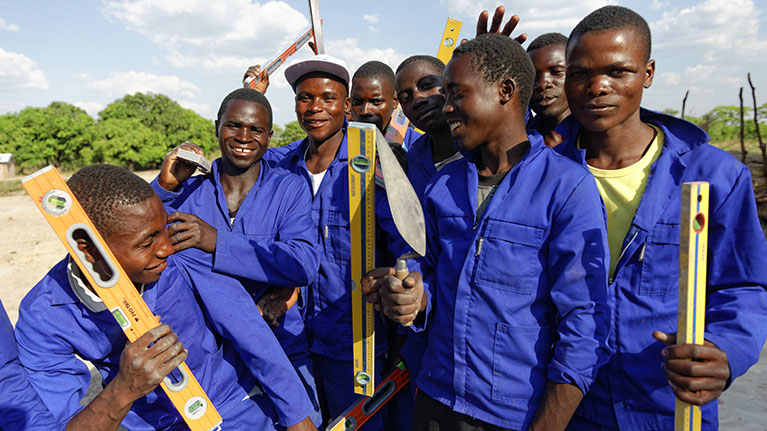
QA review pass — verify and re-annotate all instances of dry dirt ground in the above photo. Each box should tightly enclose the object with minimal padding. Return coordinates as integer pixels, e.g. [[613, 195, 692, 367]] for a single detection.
[[1, 170, 766, 428]]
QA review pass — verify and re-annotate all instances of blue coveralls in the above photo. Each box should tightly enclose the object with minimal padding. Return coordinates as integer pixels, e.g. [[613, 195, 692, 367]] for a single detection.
[[266, 129, 393, 430], [0, 299, 58, 431], [15, 256, 313, 429], [412, 135, 612, 430], [555, 109, 767, 431], [151, 158, 322, 426]]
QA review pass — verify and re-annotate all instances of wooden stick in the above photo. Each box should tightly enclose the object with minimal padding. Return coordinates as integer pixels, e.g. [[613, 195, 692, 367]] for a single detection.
[[681, 90, 689, 120], [747, 73, 767, 179]]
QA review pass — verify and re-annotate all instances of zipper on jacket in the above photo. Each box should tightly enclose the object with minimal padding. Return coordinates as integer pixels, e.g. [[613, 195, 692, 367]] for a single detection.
[[323, 225, 329, 239], [610, 230, 639, 284], [638, 242, 647, 262], [475, 237, 484, 257]]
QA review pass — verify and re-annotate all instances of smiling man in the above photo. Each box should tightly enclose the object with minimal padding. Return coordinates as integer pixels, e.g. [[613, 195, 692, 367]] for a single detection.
[[553, 6, 767, 430], [367, 33, 611, 431], [526, 32, 569, 148], [15, 164, 315, 430], [151, 88, 322, 428]]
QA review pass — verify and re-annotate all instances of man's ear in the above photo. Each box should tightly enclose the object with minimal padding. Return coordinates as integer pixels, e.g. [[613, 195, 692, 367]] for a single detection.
[[75, 237, 99, 265], [499, 77, 517, 105], [643, 59, 655, 89]]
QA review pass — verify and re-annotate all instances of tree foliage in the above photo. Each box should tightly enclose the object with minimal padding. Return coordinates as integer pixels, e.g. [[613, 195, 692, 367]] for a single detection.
[[271, 121, 306, 147]]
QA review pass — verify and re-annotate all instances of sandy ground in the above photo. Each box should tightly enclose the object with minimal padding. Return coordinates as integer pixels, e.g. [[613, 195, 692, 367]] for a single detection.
[[1, 170, 766, 428]]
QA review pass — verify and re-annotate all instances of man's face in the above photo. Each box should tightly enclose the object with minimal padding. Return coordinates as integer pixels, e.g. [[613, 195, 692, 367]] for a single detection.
[[105, 196, 174, 285], [351, 77, 396, 132], [216, 99, 272, 170], [565, 27, 654, 133], [529, 44, 569, 119], [442, 54, 501, 152], [395, 61, 446, 132], [294, 75, 350, 142]]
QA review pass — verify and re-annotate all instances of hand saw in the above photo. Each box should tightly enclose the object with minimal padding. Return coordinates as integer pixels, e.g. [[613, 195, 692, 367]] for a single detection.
[[22, 166, 223, 431], [675, 182, 709, 431], [348, 122, 377, 396], [246, 26, 314, 89]]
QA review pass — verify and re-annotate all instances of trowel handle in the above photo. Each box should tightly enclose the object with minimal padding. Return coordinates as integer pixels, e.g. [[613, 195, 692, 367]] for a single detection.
[[395, 258, 409, 282]]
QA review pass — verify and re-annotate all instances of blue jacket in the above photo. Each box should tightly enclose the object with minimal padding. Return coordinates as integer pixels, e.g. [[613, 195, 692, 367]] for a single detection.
[[151, 158, 319, 360], [0, 300, 59, 431], [267, 130, 390, 360], [556, 109, 767, 430], [15, 256, 313, 429], [414, 135, 612, 429], [401, 127, 422, 151]]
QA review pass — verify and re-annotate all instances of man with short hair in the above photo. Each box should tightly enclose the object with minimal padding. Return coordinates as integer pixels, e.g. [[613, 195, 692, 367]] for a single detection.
[[526, 32, 569, 147], [555, 6, 767, 430]]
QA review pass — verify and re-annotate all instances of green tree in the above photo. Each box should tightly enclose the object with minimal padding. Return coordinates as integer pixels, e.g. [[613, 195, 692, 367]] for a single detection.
[[272, 121, 306, 147]]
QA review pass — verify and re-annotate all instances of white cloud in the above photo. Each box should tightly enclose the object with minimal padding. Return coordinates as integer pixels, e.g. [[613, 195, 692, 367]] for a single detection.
[[661, 72, 682, 85], [87, 70, 200, 99], [327, 38, 407, 76], [649, 0, 668, 10], [74, 101, 105, 118], [0, 48, 48, 90], [177, 99, 211, 116], [438, 0, 615, 34], [101, 0, 309, 72], [0, 17, 19, 32], [363, 14, 379, 24], [651, 0, 767, 63]]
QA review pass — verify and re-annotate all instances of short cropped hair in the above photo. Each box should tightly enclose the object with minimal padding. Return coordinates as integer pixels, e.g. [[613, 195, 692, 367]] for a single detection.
[[452, 33, 535, 110], [68, 164, 155, 236], [216, 88, 273, 129], [353, 61, 395, 86], [527, 32, 568, 52], [396, 55, 445, 75], [568, 5, 652, 62]]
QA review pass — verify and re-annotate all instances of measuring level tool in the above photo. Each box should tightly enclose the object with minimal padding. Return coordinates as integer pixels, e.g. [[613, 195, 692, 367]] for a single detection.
[[308, 0, 325, 54], [326, 361, 409, 431], [22, 166, 222, 431], [246, 26, 314, 89], [437, 18, 462, 64], [675, 181, 709, 431], [348, 122, 377, 396]]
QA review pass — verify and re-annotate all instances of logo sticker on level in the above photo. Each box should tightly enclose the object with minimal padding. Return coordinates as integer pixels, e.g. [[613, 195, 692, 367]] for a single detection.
[[110, 307, 131, 329], [42, 189, 73, 216], [184, 396, 207, 420]]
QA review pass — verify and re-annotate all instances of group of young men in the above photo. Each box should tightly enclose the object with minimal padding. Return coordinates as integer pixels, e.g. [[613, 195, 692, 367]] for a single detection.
[[2, 4, 766, 431]]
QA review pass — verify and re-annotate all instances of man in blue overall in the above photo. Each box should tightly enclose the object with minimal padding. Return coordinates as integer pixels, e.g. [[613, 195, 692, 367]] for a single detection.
[[555, 6, 767, 430], [15, 164, 315, 430], [368, 34, 612, 431], [151, 88, 322, 427], [525, 32, 570, 148]]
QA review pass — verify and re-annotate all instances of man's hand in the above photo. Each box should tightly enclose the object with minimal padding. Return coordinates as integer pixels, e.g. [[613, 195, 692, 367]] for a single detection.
[[167, 212, 217, 253], [472, 6, 527, 44], [362, 267, 425, 326], [653, 331, 731, 406], [158, 141, 205, 192], [112, 324, 187, 404], [257, 286, 300, 328], [243, 64, 270, 94], [286, 416, 317, 431]]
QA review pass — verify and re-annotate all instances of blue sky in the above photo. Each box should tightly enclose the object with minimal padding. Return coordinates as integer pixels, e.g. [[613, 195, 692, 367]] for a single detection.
[[1, 0, 766, 127]]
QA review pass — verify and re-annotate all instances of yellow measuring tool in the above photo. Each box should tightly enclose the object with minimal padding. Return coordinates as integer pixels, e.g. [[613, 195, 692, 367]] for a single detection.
[[675, 181, 709, 431], [348, 122, 377, 396], [22, 166, 223, 431], [437, 18, 462, 64]]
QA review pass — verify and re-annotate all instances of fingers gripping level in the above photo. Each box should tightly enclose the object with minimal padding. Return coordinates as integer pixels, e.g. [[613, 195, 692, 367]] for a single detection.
[[22, 166, 222, 431]]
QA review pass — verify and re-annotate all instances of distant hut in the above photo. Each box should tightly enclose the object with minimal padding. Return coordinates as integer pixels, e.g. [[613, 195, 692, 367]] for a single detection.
[[0, 154, 15, 179]]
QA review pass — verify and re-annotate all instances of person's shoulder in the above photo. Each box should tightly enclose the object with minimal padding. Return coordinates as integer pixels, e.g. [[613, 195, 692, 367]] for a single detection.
[[531, 139, 593, 184], [262, 163, 310, 196], [20, 258, 70, 315]]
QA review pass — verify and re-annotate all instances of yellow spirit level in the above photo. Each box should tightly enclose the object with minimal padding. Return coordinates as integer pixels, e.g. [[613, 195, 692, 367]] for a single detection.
[[22, 166, 222, 431], [675, 181, 709, 431], [437, 18, 462, 64]]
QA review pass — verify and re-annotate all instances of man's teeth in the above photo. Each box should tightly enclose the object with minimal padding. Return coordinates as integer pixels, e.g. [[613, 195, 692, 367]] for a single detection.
[[233, 147, 253, 154], [450, 121, 462, 133]]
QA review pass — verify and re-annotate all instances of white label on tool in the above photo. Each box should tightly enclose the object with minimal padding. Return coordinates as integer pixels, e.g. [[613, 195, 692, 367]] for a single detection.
[[184, 396, 207, 420], [42, 189, 73, 216]]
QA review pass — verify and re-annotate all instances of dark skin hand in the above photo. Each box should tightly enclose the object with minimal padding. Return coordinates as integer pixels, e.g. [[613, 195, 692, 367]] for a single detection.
[[529, 381, 583, 431], [157, 141, 205, 192], [463, 6, 527, 44], [257, 286, 300, 328], [362, 267, 426, 326], [242, 65, 270, 94], [653, 331, 730, 405], [166, 211, 217, 253], [66, 321, 187, 431], [287, 417, 318, 431]]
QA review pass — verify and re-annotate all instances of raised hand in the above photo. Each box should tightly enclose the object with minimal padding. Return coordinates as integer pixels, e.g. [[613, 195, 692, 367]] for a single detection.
[[167, 212, 218, 253], [158, 141, 205, 192]]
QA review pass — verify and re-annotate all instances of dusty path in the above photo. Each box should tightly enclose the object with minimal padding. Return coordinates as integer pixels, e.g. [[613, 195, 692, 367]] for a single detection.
[[0, 170, 765, 427]]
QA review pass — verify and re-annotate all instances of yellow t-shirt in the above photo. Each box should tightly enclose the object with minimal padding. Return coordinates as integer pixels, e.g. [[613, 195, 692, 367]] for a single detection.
[[582, 125, 664, 278]]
